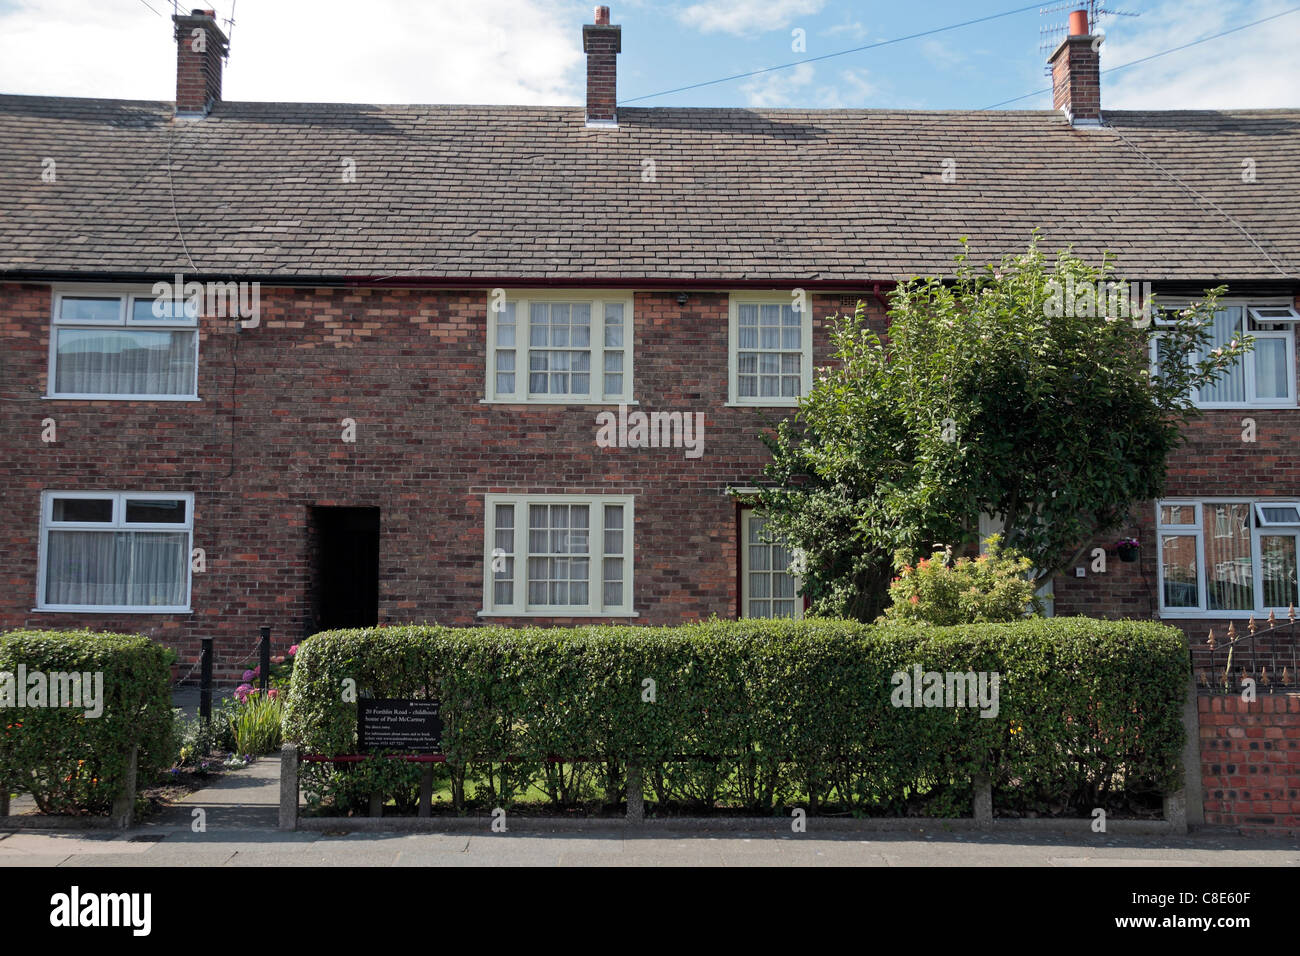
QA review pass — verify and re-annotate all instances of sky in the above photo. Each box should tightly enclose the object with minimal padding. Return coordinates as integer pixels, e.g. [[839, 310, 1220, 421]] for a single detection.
[[0, 0, 1296, 111]]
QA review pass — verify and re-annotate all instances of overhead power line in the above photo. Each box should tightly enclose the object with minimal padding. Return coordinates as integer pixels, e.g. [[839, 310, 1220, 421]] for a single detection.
[[981, 5, 1300, 109], [619, 2, 1046, 105]]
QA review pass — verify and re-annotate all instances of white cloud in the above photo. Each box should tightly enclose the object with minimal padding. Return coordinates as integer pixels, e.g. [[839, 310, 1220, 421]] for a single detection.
[[740, 62, 815, 106], [678, 0, 824, 37], [739, 63, 875, 108], [1100, 0, 1300, 109], [823, 19, 869, 42], [0, 0, 583, 105]]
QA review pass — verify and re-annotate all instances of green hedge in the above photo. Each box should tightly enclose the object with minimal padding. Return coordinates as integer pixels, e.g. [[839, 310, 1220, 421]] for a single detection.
[[0, 630, 175, 814], [283, 617, 1188, 817]]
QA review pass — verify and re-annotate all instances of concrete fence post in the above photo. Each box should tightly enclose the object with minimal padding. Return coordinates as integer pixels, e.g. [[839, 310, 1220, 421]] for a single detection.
[[110, 744, 139, 829], [973, 774, 993, 829], [279, 743, 300, 831], [626, 760, 644, 824], [0, 788, 9, 817], [1181, 674, 1204, 828]]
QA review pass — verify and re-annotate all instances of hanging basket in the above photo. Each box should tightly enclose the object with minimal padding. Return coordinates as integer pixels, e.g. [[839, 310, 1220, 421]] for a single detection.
[[1117, 544, 1139, 563]]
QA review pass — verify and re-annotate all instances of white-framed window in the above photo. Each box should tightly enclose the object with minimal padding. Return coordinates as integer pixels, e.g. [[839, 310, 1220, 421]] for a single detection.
[[741, 511, 802, 619], [484, 291, 634, 404], [1149, 299, 1296, 408], [728, 294, 813, 406], [37, 491, 194, 612], [47, 287, 200, 399], [482, 494, 635, 616], [1156, 498, 1300, 616]]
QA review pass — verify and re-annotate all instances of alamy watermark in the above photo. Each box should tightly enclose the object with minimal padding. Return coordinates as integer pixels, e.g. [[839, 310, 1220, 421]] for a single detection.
[[152, 273, 261, 328], [1043, 277, 1153, 325], [890, 665, 1000, 718], [1, 665, 103, 717], [595, 404, 704, 459]]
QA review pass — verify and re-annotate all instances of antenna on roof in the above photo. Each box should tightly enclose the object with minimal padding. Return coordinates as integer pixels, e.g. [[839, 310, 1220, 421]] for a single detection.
[[1038, 2, 1139, 76], [224, 0, 237, 48]]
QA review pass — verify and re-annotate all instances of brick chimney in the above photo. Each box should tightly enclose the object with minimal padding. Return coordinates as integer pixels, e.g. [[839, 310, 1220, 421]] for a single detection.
[[583, 6, 621, 128], [173, 8, 229, 117], [1048, 8, 1101, 126]]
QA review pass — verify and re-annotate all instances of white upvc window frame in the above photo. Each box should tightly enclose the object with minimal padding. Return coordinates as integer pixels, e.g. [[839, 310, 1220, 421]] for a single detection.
[[36, 490, 195, 613], [1148, 297, 1297, 409], [1156, 497, 1300, 618], [480, 493, 636, 617], [727, 292, 814, 407], [483, 290, 635, 405], [46, 285, 201, 401], [740, 509, 804, 620]]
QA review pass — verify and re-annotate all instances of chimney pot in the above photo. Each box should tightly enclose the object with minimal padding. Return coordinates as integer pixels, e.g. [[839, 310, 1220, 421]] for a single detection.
[[594, 6, 610, 26], [1068, 9, 1088, 36]]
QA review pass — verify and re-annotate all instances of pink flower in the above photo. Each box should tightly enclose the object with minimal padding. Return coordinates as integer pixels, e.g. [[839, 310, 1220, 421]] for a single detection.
[[234, 683, 253, 702], [268, 688, 280, 699], [288, 644, 299, 656]]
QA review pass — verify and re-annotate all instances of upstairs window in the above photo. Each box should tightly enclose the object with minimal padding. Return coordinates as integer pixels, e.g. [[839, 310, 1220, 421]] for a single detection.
[[728, 294, 813, 406], [1151, 301, 1296, 408], [48, 289, 199, 399], [485, 292, 633, 404]]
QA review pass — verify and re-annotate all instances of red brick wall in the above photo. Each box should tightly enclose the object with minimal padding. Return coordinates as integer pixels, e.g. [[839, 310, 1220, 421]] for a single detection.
[[0, 281, 869, 679], [1199, 694, 1300, 836]]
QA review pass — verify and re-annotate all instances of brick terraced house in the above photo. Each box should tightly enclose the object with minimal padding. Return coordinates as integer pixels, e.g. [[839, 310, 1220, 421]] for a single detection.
[[1, 8, 1299, 678]]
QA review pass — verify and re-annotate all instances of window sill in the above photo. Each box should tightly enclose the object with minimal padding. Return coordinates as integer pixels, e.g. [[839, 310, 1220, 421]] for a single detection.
[[480, 399, 639, 407], [1191, 403, 1295, 410], [1158, 609, 1289, 619], [33, 606, 193, 614], [43, 395, 202, 402], [726, 401, 800, 408], [477, 609, 639, 618]]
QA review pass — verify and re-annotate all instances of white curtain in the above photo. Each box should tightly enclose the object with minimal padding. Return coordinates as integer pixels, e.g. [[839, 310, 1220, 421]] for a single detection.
[[54, 329, 195, 395], [1198, 308, 1245, 403], [1254, 337, 1289, 400], [46, 530, 186, 606]]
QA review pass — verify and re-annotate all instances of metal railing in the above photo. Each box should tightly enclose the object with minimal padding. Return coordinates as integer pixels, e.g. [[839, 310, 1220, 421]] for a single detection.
[[1197, 608, 1300, 695]]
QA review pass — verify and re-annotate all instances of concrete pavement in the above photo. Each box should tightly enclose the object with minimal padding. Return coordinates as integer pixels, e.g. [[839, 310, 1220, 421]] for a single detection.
[[2, 756, 1297, 866]]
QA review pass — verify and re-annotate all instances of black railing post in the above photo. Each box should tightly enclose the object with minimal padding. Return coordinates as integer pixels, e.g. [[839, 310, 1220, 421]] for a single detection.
[[199, 636, 213, 726], [259, 626, 271, 692]]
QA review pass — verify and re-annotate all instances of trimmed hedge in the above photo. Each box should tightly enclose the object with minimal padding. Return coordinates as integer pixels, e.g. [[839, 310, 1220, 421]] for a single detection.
[[283, 617, 1189, 817], [0, 630, 175, 814]]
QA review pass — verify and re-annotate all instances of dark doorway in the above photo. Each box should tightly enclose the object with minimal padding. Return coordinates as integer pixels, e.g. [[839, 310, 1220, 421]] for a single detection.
[[311, 506, 380, 630]]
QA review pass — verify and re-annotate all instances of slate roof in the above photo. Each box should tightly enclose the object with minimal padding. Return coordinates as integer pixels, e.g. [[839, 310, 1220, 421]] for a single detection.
[[1, 95, 1298, 283]]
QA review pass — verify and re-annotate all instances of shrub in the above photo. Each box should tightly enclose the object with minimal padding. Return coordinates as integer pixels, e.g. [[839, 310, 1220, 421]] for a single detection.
[[283, 618, 1187, 817], [884, 535, 1044, 625], [227, 689, 284, 755], [174, 699, 239, 767], [0, 629, 175, 814]]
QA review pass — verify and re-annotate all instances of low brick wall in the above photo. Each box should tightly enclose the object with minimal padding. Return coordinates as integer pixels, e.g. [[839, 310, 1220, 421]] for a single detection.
[[1199, 694, 1300, 836]]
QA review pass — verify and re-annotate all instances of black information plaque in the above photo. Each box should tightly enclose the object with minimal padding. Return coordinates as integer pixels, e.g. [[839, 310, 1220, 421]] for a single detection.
[[356, 698, 443, 752]]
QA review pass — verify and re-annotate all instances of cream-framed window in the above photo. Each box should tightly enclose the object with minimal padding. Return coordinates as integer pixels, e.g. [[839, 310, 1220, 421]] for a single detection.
[[482, 494, 635, 617], [1149, 298, 1297, 409], [740, 510, 803, 619], [484, 291, 634, 404], [36, 491, 194, 613], [1157, 498, 1300, 617], [47, 286, 199, 400], [728, 293, 813, 406]]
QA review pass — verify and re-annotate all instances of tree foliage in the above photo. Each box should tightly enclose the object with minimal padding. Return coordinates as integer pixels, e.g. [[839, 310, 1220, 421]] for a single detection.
[[752, 236, 1249, 621]]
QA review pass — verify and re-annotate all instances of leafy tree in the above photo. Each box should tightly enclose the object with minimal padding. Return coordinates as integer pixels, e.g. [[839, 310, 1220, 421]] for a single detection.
[[751, 236, 1249, 621]]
